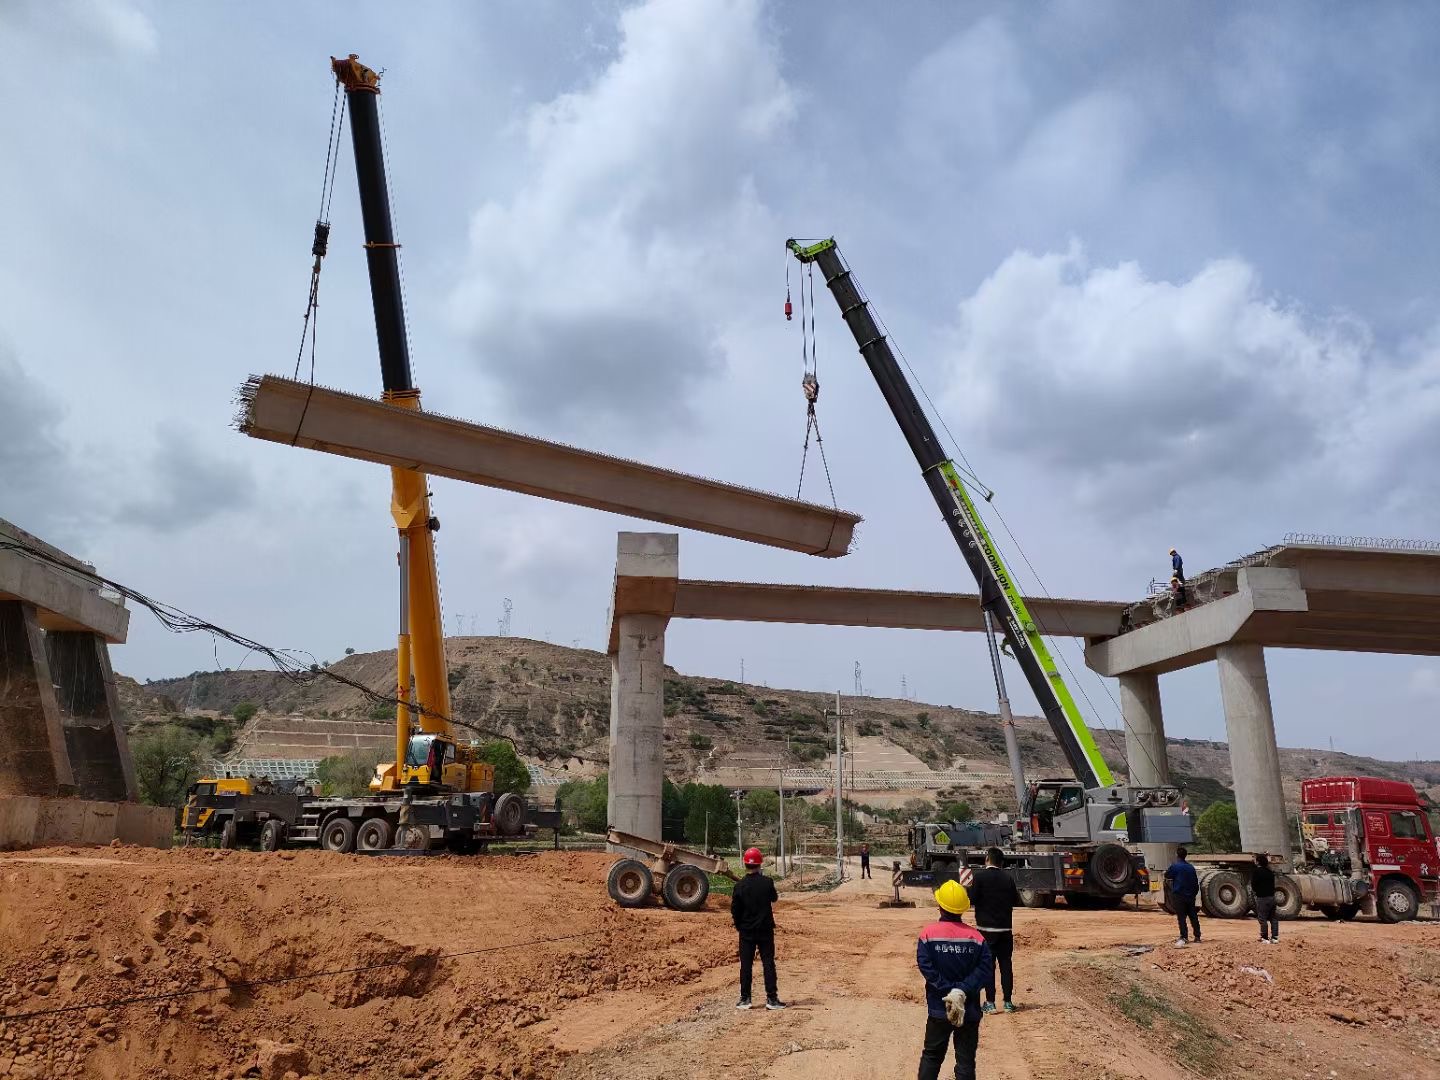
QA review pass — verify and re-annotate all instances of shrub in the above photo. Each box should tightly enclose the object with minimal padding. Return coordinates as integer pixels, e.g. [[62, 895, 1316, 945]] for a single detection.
[[231, 701, 258, 724]]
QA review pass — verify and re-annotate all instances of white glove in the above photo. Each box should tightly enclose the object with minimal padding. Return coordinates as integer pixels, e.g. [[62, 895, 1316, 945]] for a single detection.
[[943, 988, 967, 1026]]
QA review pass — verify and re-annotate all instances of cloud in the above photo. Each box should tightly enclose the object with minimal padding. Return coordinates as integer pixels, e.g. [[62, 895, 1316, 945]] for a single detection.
[[939, 244, 1440, 515], [113, 427, 257, 530], [0, 0, 159, 57], [447, 0, 794, 433], [0, 345, 86, 537]]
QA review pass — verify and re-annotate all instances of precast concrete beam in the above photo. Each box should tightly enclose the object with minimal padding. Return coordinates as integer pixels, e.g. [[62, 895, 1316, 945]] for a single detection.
[[238, 376, 859, 557], [0, 519, 129, 644], [1216, 644, 1291, 862]]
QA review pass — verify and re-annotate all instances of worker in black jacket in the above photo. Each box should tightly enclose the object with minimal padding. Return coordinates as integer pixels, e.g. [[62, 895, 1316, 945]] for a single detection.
[[968, 847, 1023, 1013], [1252, 852, 1279, 944], [731, 847, 786, 1011]]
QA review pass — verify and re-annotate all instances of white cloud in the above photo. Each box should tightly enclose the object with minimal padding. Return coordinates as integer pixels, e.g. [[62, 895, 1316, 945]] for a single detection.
[[0, 0, 159, 57], [85, 0, 158, 55], [447, 0, 794, 432]]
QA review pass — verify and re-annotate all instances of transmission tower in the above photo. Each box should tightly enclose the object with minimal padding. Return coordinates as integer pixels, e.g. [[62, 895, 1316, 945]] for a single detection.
[[498, 598, 513, 637], [853, 661, 863, 696], [901, 673, 909, 700]]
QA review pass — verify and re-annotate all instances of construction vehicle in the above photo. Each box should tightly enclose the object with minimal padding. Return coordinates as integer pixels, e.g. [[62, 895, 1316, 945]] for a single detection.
[[605, 828, 733, 911], [786, 238, 1192, 904], [1183, 776, 1439, 923], [185, 55, 531, 852]]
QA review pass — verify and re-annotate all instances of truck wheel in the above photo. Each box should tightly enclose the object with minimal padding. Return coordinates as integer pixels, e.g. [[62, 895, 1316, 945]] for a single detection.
[[321, 816, 357, 853], [219, 819, 238, 850], [661, 864, 710, 912], [396, 824, 433, 850], [356, 818, 394, 851], [607, 859, 653, 908], [1201, 871, 1249, 918], [1272, 874, 1302, 919], [492, 792, 524, 837], [1376, 878, 1419, 923], [258, 820, 286, 852], [1017, 889, 1054, 908], [1085, 842, 1135, 896]]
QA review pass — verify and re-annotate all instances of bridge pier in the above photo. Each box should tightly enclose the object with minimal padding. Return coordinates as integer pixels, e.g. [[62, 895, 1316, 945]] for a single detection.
[[1118, 672, 1177, 870], [1216, 643, 1291, 862]]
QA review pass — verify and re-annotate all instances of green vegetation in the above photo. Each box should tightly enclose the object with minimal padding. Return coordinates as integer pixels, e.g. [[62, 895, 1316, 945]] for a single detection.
[[1173, 773, 1232, 819], [689, 732, 713, 752], [478, 740, 531, 796], [856, 719, 881, 737], [1194, 801, 1241, 853], [939, 800, 973, 822], [556, 774, 609, 833], [1108, 981, 1227, 1075], [683, 782, 738, 849], [368, 701, 394, 721], [316, 748, 387, 797], [132, 725, 207, 806], [230, 701, 258, 725]]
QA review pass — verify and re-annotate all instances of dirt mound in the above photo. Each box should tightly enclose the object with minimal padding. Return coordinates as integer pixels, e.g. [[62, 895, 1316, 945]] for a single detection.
[[0, 847, 736, 1080]]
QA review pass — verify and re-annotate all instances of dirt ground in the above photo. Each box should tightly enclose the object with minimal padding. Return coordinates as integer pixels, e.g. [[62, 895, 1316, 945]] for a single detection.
[[1, 848, 1437, 1080]]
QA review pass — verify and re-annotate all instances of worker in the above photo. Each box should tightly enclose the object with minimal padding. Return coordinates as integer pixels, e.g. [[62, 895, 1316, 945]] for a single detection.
[[1252, 852, 1279, 944], [969, 847, 1022, 1014], [1170, 576, 1188, 612], [860, 842, 872, 879], [916, 880, 992, 1080], [1170, 547, 1185, 582], [1164, 846, 1202, 946], [732, 847, 786, 1011]]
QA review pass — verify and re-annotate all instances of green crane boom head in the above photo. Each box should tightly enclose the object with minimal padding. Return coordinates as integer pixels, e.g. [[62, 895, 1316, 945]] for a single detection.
[[786, 237, 837, 263]]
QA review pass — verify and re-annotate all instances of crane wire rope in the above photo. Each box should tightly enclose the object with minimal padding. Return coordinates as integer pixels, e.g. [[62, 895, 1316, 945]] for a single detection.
[[793, 257, 838, 506], [835, 252, 1160, 783]]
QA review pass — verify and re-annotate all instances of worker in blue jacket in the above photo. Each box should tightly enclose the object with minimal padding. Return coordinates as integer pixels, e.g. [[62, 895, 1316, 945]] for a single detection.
[[1164, 846, 1202, 946], [916, 880, 992, 1080]]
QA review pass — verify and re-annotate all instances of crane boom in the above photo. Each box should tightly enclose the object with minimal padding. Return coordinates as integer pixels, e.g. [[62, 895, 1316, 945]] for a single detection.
[[787, 238, 1111, 789]]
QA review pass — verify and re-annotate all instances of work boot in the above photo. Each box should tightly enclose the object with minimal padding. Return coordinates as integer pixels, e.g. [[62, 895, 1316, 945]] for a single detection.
[[765, 997, 787, 1011], [1003, 1001, 1018, 1013], [735, 997, 752, 1010], [981, 1002, 996, 1015]]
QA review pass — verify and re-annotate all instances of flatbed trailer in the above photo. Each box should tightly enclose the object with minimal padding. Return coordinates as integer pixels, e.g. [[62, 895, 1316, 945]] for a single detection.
[[604, 828, 735, 911]]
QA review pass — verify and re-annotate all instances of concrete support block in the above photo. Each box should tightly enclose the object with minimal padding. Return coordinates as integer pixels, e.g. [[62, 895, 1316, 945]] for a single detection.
[[1118, 672, 1176, 874], [1215, 644, 1291, 862], [0, 599, 75, 796], [46, 631, 137, 802], [0, 796, 173, 849], [607, 613, 668, 847]]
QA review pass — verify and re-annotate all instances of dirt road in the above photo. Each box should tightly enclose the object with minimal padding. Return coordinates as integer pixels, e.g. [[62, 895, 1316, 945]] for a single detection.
[[1, 848, 1436, 1080]]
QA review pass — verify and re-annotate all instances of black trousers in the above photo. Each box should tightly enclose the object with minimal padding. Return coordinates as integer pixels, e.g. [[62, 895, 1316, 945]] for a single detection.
[[861, 857, 871, 878], [980, 930, 1013, 1003], [1254, 896, 1278, 940], [918, 1014, 980, 1080], [738, 931, 777, 1000], [1174, 897, 1201, 941]]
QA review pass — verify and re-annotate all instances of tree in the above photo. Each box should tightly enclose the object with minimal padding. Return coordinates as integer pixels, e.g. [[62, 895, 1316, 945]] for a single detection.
[[231, 701, 258, 725], [316, 749, 386, 797], [939, 800, 973, 822], [662, 778, 687, 842], [1195, 801, 1241, 853], [683, 783, 735, 850], [556, 775, 608, 833], [478, 740, 531, 796], [344, 647, 356, 656], [132, 725, 204, 806]]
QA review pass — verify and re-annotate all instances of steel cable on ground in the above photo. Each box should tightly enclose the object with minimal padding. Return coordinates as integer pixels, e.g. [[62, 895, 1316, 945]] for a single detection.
[[0, 928, 613, 1025]]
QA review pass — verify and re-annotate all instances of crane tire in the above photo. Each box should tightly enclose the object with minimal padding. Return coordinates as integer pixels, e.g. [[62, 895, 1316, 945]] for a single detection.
[[1201, 871, 1249, 918], [321, 816, 357, 853], [219, 819, 238, 851], [661, 864, 710, 912], [1086, 843, 1136, 896], [493, 793, 525, 837], [258, 820, 286, 852], [396, 823, 433, 850], [607, 859, 653, 908], [1272, 874, 1303, 919], [356, 817, 394, 852], [1017, 889, 1054, 908]]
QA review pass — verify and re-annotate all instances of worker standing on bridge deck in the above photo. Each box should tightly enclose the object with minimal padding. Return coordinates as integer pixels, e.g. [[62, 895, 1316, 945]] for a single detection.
[[732, 847, 786, 1011], [1170, 547, 1185, 582], [916, 880, 991, 1080], [970, 847, 1022, 1014]]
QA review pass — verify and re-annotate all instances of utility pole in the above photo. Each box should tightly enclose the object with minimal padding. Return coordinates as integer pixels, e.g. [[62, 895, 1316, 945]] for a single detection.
[[778, 752, 786, 878], [827, 690, 848, 882], [983, 609, 1028, 814], [740, 658, 745, 684], [704, 811, 710, 854], [733, 790, 744, 854]]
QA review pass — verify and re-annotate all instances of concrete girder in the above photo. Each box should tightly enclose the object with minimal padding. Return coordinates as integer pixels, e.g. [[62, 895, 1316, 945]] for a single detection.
[[238, 376, 860, 558], [0, 519, 129, 644]]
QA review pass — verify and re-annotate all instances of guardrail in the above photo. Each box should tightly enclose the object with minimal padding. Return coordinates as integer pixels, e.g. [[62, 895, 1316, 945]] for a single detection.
[[1283, 532, 1440, 553]]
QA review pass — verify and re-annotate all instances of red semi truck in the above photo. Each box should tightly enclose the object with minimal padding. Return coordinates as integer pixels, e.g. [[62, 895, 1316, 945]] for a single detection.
[[1189, 775, 1438, 923]]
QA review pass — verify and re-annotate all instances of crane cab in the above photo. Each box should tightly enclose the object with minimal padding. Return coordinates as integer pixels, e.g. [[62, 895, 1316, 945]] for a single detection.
[[371, 732, 495, 793]]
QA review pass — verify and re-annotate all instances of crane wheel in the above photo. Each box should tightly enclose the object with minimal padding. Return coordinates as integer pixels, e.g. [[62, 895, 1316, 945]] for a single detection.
[[356, 818, 394, 852], [493, 793, 525, 837], [1200, 871, 1249, 918], [258, 820, 286, 852], [219, 819, 238, 851], [1272, 873, 1303, 919], [607, 859, 653, 908], [321, 816, 358, 853], [661, 864, 710, 912], [1017, 889, 1054, 908], [396, 824, 433, 851], [1085, 843, 1135, 896]]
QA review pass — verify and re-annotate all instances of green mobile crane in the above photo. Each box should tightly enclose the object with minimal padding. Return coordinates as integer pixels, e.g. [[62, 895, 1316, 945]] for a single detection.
[[787, 238, 1192, 903]]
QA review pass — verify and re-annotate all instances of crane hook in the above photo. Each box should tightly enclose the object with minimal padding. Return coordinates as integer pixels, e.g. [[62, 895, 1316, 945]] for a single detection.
[[784, 286, 793, 322]]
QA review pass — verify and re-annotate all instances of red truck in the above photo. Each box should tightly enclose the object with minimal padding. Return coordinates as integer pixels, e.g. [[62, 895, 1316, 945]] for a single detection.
[[1189, 775, 1438, 923]]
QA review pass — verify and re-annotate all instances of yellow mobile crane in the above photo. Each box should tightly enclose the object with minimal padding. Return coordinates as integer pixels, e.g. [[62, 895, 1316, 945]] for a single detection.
[[183, 56, 531, 852]]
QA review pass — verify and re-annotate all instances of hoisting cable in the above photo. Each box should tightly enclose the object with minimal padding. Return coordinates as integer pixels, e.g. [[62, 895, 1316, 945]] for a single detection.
[[289, 81, 348, 443], [793, 258, 838, 506]]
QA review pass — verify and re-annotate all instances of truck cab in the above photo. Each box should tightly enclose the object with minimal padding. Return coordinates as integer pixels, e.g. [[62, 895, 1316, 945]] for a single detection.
[[1300, 776, 1439, 922]]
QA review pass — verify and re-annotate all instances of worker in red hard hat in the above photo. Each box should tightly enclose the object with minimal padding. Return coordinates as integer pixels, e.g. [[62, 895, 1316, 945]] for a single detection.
[[731, 847, 786, 1011]]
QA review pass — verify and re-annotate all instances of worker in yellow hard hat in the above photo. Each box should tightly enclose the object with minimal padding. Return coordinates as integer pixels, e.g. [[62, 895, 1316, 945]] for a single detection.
[[916, 879, 992, 1080], [1170, 547, 1184, 583]]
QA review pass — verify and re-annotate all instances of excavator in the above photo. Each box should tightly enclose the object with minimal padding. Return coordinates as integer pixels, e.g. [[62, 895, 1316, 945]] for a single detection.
[[183, 56, 532, 852], [786, 238, 1193, 903]]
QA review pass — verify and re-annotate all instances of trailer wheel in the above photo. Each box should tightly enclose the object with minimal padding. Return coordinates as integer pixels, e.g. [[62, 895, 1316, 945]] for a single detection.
[[1376, 878, 1419, 923], [1017, 889, 1054, 908], [1272, 873, 1302, 919], [219, 819, 238, 851], [607, 859, 653, 908], [661, 864, 710, 912], [1085, 843, 1136, 896], [258, 820, 286, 852], [492, 792, 524, 837], [396, 824, 433, 851], [356, 817, 394, 852], [321, 816, 357, 853], [1201, 871, 1249, 918]]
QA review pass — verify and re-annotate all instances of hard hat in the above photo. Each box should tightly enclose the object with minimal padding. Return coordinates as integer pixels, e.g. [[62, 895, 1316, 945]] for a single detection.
[[934, 879, 971, 915], [1169, 548, 1177, 554], [742, 847, 763, 868]]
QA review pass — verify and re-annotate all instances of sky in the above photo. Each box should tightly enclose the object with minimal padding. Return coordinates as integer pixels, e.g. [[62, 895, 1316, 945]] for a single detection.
[[2, 0, 1438, 762]]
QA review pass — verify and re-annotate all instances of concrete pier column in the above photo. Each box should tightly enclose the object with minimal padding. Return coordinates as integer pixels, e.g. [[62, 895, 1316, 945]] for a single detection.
[[1118, 672, 1176, 872], [0, 599, 75, 796], [46, 631, 137, 802], [606, 533, 678, 848], [1215, 644, 1291, 862]]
